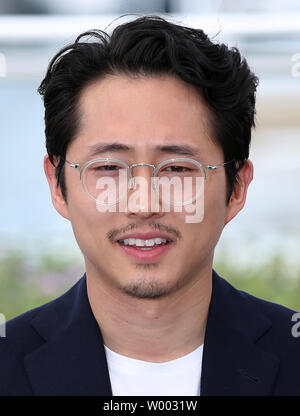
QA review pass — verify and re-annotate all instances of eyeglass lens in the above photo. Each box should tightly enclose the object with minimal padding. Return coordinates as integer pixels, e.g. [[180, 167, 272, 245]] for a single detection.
[[82, 159, 204, 206]]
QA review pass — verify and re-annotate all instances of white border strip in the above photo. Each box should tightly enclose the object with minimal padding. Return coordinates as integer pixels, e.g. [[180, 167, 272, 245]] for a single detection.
[[0, 13, 299, 43]]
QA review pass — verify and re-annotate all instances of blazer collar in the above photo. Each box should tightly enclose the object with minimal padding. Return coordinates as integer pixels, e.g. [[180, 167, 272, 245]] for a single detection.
[[25, 276, 112, 395], [25, 270, 280, 395], [200, 270, 280, 395]]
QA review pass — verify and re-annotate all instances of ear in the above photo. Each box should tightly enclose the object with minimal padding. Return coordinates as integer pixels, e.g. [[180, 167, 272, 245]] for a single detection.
[[43, 154, 70, 220], [224, 159, 254, 226]]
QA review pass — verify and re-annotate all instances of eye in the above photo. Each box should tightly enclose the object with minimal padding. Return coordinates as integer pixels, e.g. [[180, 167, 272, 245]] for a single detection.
[[93, 165, 122, 171], [103, 165, 121, 171], [163, 166, 193, 172]]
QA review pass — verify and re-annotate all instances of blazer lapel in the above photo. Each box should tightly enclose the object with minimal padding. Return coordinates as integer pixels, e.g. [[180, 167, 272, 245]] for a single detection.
[[200, 270, 280, 395], [24, 275, 112, 396], [24, 270, 281, 396]]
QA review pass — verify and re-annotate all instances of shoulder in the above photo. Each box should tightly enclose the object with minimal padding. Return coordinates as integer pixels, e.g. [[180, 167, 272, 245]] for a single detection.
[[238, 287, 299, 330], [234, 284, 300, 365], [241, 289, 300, 393], [0, 303, 46, 394], [2, 284, 73, 344], [213, 270, 299, 326], [0, 280, 82, 395], [215, 270, 299, 328], [213, 271, 300, 357], [214, 273, 300, 393]]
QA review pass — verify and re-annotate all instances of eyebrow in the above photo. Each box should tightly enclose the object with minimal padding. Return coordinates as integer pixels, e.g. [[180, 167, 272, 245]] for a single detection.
[[87, 142, 203, 159]]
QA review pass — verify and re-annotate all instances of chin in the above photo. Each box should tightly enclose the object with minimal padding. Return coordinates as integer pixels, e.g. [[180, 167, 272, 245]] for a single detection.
[[121, 277, 173, 300]]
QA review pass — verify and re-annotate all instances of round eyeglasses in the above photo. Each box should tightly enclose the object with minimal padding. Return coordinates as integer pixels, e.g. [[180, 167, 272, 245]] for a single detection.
[[62, 157, 234, 207]]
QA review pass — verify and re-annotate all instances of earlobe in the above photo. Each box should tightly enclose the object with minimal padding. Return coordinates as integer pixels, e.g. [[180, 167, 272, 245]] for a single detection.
[[224, 159, 253, 226], [44, 154, 70, 220]]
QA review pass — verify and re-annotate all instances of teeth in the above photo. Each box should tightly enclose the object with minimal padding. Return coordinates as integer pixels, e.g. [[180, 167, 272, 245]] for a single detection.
[[119, 237, 168, 247]]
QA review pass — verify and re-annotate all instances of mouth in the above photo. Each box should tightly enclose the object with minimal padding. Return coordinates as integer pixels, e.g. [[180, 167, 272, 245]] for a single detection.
[[116, 237, 174, 261]]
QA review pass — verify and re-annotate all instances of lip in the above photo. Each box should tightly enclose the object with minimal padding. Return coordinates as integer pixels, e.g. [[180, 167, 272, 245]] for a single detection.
[[116, 240, 174, 262], [116, 232, 174, 242]]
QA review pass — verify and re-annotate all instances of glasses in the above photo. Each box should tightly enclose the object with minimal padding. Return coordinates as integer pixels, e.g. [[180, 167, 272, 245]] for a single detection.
[[63, 157, 234, 207]]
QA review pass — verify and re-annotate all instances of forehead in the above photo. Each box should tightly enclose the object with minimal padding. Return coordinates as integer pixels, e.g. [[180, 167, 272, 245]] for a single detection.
[[71, 74, 221, 159]]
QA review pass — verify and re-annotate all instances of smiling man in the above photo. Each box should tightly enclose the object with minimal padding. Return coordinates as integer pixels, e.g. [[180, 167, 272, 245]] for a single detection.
[[1, 15, 299, 396]]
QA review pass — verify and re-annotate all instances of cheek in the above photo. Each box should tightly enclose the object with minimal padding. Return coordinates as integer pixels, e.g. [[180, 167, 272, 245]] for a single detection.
[[173, 176, 226, 253], [184, 174, 227, 246], [203, 174, 227, 232], [65, 173, 99, 232], [66, 185, 108, 253]]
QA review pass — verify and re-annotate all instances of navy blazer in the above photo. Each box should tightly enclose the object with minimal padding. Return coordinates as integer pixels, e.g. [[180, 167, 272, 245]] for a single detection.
[[0, 269, 299, 396]]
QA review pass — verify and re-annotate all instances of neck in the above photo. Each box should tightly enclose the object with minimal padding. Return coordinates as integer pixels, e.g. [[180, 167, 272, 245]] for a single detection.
[[86, 262, 212, 363]]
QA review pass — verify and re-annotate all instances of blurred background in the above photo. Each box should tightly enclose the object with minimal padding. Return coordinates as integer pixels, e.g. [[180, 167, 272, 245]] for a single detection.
[[0, 0, 300, 319]]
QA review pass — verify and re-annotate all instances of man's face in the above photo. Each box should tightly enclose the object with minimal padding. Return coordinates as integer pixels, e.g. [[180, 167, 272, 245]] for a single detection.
[[48, 75, 250, 299]]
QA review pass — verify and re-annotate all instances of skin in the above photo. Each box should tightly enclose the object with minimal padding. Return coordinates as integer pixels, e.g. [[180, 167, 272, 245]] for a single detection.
[[44, 74, 253, 362]]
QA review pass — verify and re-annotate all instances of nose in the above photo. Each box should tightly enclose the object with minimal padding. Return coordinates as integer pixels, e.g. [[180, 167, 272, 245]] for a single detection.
[[128, 163, 155, 191], [125, 163, 163, 218]]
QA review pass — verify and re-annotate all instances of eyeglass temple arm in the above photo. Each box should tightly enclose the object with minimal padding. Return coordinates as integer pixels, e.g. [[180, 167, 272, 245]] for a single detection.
[[62, 156, 235, 173], [61, 157, 80, 169], [207, 159, 235, 171]]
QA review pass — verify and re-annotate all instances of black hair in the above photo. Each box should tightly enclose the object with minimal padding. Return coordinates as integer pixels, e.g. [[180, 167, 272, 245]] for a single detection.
[[38, 14, 259, 205]]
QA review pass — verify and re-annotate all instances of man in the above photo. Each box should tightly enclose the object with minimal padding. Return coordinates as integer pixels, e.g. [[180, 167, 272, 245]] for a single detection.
[[0, 15, 299, 396]]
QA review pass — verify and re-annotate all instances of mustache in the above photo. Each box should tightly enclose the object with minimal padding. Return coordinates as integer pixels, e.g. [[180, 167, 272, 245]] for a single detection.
[[106, 220, 181, 243]]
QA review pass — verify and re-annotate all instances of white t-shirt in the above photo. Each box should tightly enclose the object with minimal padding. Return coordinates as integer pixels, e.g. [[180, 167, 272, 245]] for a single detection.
[[104, 344, 203, 396]]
